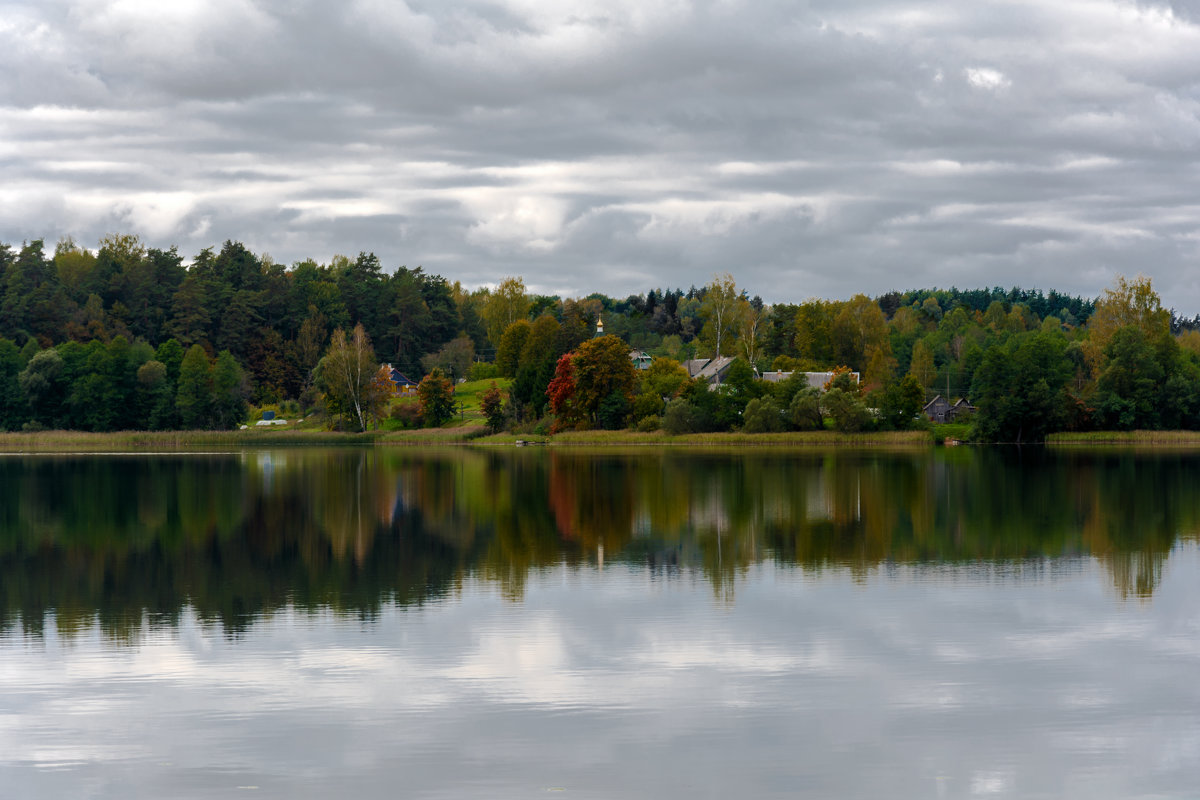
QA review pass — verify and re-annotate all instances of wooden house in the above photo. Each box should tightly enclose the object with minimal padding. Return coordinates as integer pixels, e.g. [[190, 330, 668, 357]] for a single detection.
[[388, 365, 419, 397], [923, 395, 975, 423]]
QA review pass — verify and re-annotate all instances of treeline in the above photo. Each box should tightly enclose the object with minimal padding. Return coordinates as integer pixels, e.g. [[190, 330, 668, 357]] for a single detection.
[[2, 234, 1198, 439], [1, 337, 248, 432]]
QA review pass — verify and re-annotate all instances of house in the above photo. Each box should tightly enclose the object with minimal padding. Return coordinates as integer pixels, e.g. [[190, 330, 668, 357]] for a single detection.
[[923, 395, 953, 423], [630, 349, 653, 370], [760, 371, 860, 390], [684, 356, 736, 385], [923, 395, 975, 423], [388, 365, 419, 396]]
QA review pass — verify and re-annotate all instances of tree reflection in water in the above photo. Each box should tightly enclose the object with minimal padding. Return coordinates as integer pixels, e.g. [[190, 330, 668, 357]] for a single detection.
[[1, 446, 1195, 641]]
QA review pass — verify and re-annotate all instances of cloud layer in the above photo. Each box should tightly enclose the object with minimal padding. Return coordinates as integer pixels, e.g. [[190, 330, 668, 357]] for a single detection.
[[3, 0, 1200, 309]]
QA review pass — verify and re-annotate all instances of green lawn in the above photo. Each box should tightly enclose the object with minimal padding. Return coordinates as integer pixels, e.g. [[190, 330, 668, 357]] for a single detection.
[[445, 378, 513, 427], [380, 377, 513, 431]]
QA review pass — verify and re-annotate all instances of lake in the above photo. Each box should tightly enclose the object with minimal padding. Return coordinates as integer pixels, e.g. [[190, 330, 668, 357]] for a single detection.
[[2, 446, 1199, 798]]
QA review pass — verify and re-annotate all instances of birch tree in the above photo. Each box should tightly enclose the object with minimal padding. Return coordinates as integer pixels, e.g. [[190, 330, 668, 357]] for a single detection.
[[737, 299, 767, 367], [316, 323, 378, 432], [482, 276, 531, 348], [701, 273, 739, 357]]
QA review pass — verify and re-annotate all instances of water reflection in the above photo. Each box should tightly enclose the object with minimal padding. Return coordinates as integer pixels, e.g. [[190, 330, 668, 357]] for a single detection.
[[1, 447, 1197, 641]]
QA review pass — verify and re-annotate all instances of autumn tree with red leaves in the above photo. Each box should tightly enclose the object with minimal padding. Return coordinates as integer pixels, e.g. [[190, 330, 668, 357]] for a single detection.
[[546, 335, 638, 430], [546, 353, 582, 431]]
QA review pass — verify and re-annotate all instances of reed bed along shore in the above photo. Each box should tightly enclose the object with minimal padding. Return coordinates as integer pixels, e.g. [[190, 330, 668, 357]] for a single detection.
[[1048, 431, 1200, 447], [0, 426, 487, 451], [0, 426, 931, 451], [514, 429, 931, 447]]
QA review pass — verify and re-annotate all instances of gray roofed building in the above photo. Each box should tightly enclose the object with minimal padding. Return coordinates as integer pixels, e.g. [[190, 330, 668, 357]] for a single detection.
[[760, 371, 859, 390], [923, 394, 976, 423], [923, 394, 953, 423], [684, 356, 736, 385]]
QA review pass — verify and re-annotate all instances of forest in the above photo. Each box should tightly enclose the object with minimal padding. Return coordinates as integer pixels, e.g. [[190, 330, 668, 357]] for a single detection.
[[1, 234, 1198, 442]]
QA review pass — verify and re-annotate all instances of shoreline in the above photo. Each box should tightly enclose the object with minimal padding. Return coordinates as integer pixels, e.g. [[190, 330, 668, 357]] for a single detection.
[[1046, 431, 1200, 447], [7, 428, 1200, 452], [0, 427, 933, 451]]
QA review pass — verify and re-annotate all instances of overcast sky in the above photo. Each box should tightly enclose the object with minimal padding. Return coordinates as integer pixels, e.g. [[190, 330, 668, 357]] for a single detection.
[[3, 1, 1200, 310]]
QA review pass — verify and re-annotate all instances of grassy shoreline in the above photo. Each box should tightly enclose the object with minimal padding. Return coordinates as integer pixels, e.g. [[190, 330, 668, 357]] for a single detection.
[[10, 427, 1200, 452], [0, 427, 931, 451], [521, 429, 930, 447], [1047, 431, 1200, 447], [0, 428, 484, 451]]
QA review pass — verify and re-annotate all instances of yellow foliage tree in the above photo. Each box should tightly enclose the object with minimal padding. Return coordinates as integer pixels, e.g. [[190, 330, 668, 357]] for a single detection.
[[1085, 275, 1171, 377], [908, 339, 936, 392], [482, 276, 531, 348]]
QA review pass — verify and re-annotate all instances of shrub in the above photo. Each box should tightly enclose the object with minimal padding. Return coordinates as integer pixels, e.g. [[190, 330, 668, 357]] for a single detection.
[[632, 390, 664, 421], [822, 388, 870, 432], [467, 362, 500, 382], [662, 398, 696, 434], [742, 397, 784, 433], [389, 401, 423, 428], [788, 387, 823, 430], [636, 415, 661, 433]]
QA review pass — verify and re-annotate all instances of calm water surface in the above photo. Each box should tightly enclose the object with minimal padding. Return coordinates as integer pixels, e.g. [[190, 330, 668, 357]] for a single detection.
[[2, 447, 1199, 798]]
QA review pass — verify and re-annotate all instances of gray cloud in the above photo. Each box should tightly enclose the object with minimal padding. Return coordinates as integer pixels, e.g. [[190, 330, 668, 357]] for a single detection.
[[3, 0, 1200, 310]]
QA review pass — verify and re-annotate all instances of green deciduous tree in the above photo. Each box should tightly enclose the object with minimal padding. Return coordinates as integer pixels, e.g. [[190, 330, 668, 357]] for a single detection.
[[212, 350, 250, 430], [175, 344, 213, 429], [822, 387, 870, 432], [421, 336, 475, 382], [512, 314, 562, 417], [496, 319, 532, 378], [136, 360, 173, 430], [1092, 326, 1165, 430], [794, 299, 834, 364], [972, 330, 1072, 442], [642, 357, 691, 400], [876, 374, 926, 430], [18, 348, 63, 428]]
